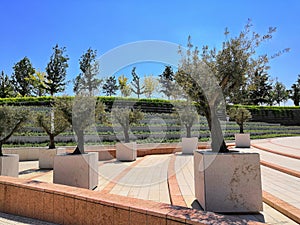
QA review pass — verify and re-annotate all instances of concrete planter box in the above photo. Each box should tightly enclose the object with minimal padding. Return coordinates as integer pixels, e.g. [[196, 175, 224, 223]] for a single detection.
[[182, 137, 198, 154], [2, 148, 40, 161], [53, 152, 98, 190], [116, 142, 137, 161], [235, 133, 251, 148], [194, 150, 263, 213], [39, 148, 66, 169], [0, 154, 19, 177]]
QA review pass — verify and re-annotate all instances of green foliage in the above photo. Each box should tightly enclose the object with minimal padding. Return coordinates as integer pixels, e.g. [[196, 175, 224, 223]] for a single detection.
[[175, 20, 287, 152], [12, 57, 35, 97], [36, 99, 70, 149], [270, 79, 289, 106], [26, 71, 47, 97], [290, 75, 300, 106], [131, 67, 145, 99], [111, 107, 144, 143], [118, 75, 131, 97], [73, 48, 102, 96], [247, 70, 273, 105], [176, 101, 199, 138], [144, 75, 158, 98], [159, 66, 174, 100], [45, 44, 69, 96], [0, 71, 15, 98], [102, 75, 118, 96], [0, 106, 29, 155], [56, 96, 106, 153], [228, 107, 252, 133]]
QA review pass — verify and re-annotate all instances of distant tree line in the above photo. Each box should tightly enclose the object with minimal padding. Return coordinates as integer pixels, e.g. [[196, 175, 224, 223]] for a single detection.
[[0, 42, 299, 106]]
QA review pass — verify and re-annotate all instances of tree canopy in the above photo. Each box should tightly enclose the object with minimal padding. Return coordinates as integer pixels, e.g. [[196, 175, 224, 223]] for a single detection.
[[45, 44, 69, 96]]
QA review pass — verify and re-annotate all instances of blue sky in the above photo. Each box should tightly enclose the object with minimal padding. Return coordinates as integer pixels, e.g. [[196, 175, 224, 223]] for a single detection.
[[1, 0, 300, 97]]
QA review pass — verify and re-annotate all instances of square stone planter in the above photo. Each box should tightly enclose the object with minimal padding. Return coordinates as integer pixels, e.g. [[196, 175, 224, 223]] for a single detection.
[[39, 148, 66, 169], [194, 150, 262, 213], [0, 154, 19, 177], [53, 152, 98, 190], [235, 133, 251, 148], [182, 137, 198, 154], [116, 142, 137, 161]]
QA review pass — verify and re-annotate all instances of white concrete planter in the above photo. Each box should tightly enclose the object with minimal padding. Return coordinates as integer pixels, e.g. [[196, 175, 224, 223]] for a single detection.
[[0, 154, 19, 177], [39, 148, 66, 169], [182, 137, 198, 154], [53, 152, 98, 190], [235, 133, 251, 148], [116, 142, 137, 162], [2, 148, 40, 161], [194, 150, 263, 213]]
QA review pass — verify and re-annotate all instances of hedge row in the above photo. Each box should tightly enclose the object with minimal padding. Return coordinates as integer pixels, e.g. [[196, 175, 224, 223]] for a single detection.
[[1, 97, 300, 125]]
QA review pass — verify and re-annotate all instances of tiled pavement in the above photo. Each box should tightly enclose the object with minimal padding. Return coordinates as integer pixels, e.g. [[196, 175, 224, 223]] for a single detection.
[[2, 136, 300, 224]]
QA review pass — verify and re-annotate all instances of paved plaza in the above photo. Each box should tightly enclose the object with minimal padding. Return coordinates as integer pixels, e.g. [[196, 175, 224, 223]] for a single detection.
[[1, 137, 300, 224]]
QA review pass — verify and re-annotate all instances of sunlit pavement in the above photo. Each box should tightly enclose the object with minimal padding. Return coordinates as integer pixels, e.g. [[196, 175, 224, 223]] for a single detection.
[[2, 137, 299, 224]]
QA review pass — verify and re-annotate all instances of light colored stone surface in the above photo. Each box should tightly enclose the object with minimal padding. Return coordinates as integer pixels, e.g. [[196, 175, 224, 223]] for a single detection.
[[0, 212, 58, 225], [181, 137, 198, 154], [194, 150, 263, 212], [53, 152, 98, 189], [0, 154, 19, 177], [235, 133, 251, 148], [39, 148, 66, 169], [116, 142, 137, 161], [3, 148, 40, 161]]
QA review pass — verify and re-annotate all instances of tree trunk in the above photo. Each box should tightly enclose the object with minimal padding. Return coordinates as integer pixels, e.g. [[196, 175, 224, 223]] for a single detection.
[[124, 127, 130, 143], [186, 125, 192, 138], [0, 142, 3, 156], [49, 134, 56, 149], [73, 129, 85, 154], [206, 107, 228, 153], [239, 123, 244, 134]]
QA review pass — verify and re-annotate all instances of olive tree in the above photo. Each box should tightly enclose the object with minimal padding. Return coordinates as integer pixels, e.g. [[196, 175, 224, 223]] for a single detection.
[[111, 107, 144, 143], [36, 99, 70, 149], [228, 107, 252, 134], [0, 106, 29, 156], [175, 21, 288, 153], [57, 97, 106, 154]]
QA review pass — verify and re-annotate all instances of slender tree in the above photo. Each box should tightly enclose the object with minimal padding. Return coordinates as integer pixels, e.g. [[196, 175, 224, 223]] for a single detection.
[[45, 44, 69, 96], [144, 75, 158, 98], [290, 75, 300, 106], [73, 48, 102, 96], [0, 71, 14, 98], [247, 70, 273, 105], [159, 66, 175, 100], [26, 71, 47, 97], [131, 67, 145, 99], [0, 106, 29, 156], [271, 79, 289, 106], [118, 75, 131, 97], [103, 76, 118, 96], [12, 57, 35, 96]]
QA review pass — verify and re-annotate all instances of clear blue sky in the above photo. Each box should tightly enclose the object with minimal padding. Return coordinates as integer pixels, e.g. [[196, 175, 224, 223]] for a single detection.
[[1, 0, 300, 97]]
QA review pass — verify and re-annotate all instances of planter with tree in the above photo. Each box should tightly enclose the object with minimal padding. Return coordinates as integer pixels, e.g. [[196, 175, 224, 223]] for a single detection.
[[52, 48, 106, 189], [0, 106, 29, 177], [111, 106, 143, 161], [175, 21, 287, 212], [229, 107, 252, 148], [177, 101, 199, 154], [36, 99, 69, 169]]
